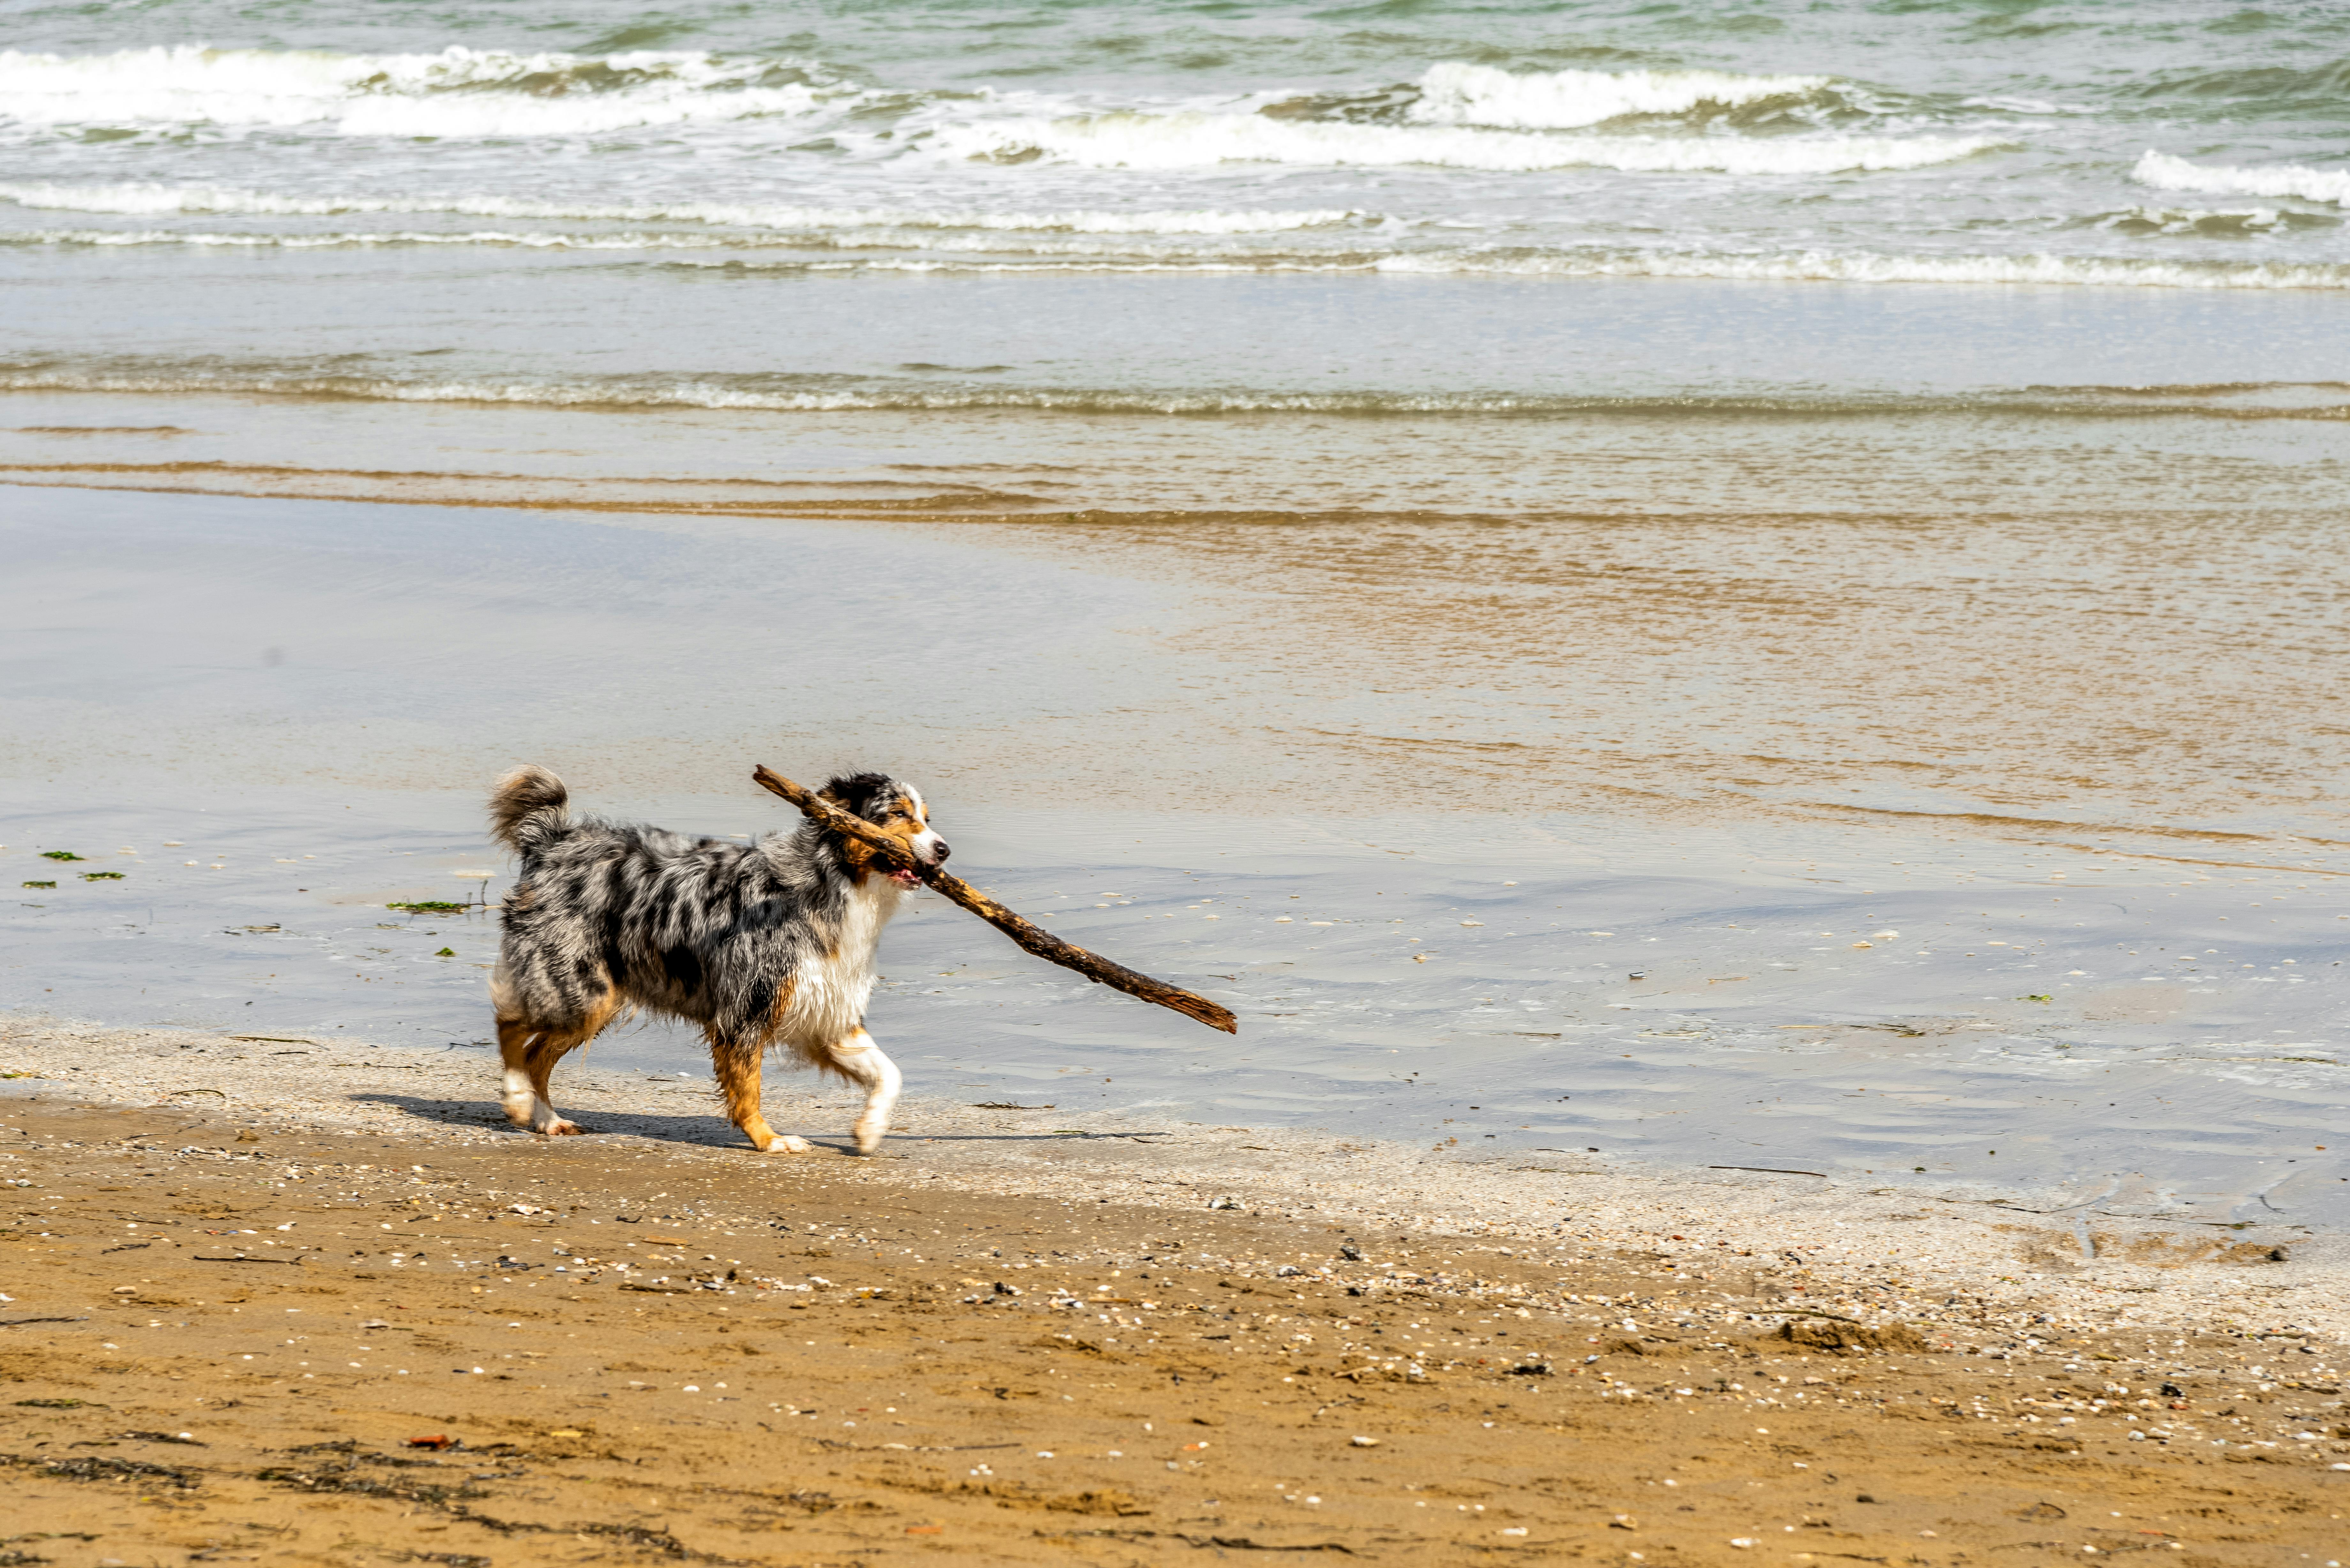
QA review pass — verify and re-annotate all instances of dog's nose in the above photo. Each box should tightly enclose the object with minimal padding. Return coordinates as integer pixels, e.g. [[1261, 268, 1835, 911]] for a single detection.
[[931, 840, 951, 863]]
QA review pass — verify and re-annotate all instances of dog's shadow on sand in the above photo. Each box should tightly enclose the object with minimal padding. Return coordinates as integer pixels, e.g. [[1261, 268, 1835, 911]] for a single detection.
[[353, 1093, 1164, 1158]]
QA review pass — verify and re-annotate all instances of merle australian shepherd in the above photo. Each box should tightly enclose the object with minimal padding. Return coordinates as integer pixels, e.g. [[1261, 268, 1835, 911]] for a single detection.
[[486, 765, 949, 1155]]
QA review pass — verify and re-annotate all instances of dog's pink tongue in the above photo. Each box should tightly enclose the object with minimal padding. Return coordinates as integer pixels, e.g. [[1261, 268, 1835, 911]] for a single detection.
[[890, 868, 921, 887]]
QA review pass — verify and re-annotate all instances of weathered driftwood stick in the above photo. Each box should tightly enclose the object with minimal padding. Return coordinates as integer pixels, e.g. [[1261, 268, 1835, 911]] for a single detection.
[[752, 766, 1239, 1035]]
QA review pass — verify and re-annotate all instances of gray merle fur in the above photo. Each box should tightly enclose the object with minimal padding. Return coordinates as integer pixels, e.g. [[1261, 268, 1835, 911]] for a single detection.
[[484, 764, 943, 1152]]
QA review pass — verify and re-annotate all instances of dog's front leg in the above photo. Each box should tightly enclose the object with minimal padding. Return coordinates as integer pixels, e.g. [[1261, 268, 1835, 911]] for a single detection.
[[827, 1027, 902, 1155], [713, 1038, 810, 1154]]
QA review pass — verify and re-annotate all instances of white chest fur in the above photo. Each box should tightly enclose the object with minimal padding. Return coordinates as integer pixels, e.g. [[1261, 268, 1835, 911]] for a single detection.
[[781, 878, 903, 1046]]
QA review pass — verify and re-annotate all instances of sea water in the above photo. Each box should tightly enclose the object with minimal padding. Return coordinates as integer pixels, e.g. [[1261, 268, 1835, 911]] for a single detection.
[[2, 0, 2347, 420]]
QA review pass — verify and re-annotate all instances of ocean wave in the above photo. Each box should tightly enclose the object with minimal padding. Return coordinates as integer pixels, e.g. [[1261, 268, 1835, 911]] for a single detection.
[[4, 362, 2339, 421], [2082, 205, 2337, 237], [669, 246, 2350, 290], [0, 180, 1371, 235], [0, 44, 854, 137], [1, 228, 740, 250], [1371, 247, 2350, 290], [1406, 62, 1839, 129], [2132, 150, 2350, 207], [2133, 59, 2350, 110], [23, 217, 2332, 288], [924, 112, 2002, 174], [0, 227, 1360, 260]]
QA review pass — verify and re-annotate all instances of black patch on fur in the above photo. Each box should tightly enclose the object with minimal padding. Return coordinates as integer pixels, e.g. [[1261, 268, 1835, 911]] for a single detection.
[[661, 944, 704, 992], [820, 771, 897, 819]]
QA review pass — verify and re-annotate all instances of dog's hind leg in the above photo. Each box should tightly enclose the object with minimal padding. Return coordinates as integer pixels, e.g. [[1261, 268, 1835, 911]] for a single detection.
[[712, 1034, 811, 1155], [501, 991, 618, 1137], [496, 1013, 550, 1131], [825, 1026, 903, 1156]]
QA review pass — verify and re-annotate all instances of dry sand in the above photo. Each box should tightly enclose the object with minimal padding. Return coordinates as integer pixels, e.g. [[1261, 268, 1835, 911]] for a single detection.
[[4, 1017, 2347, 1565]]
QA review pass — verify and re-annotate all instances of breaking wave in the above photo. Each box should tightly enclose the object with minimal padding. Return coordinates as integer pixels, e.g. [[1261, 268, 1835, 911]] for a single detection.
[[927, 113, 2002, 174], [16, 220, 2336, 287], [671, 248, 2350, 289], [1406, 62, 1842, 129], [0, 180, 1372, 235], [2, 227, 742, 250], [1370, 247, 2350, 290], [0, 44, 854, 137], [2132, 151, 2350, 207], [2080, 205, 2338, 238]]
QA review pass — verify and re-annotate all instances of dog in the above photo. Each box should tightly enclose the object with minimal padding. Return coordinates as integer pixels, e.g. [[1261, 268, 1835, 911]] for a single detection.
[[484, 765, 948, 1155]]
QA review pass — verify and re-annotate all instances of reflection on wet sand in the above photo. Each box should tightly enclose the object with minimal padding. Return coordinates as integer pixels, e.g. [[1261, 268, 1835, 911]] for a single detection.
[[7, 384, 2340, 844], [3, 483, 2343, 1229]]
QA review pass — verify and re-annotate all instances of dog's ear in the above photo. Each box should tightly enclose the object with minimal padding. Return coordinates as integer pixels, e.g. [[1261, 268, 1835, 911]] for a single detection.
[[817, 771, 892, 821]]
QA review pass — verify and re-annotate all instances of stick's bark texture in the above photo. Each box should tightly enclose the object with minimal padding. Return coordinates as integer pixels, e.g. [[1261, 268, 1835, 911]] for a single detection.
[[752, 766, 1239, 1034]]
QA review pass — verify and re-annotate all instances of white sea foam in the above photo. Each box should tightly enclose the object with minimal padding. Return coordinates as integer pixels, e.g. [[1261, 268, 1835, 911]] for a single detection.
[[923, 111, 2001, 174], [0, 227, 1338, 262], [1375, 247, 2350, 290], [0, 364, 1463, 413], [26, 213, 2328, 287], [6, 364, 2339, 418], [654, 246, 2350, 290], [3, 228, 739, 250], [1407, 62, 1836, 129], [2132, 150, 2350, 207], [2091, 205, 2309, 237], [0, 45, 849, 137], [0, 180, 1368, 235]]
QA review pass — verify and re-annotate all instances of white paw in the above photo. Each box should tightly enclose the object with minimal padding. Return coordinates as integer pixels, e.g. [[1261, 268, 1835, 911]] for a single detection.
[[537, 1117, 582, 1137], [852, 1122, 885, 1155], [766, 1135, 813, 1154]]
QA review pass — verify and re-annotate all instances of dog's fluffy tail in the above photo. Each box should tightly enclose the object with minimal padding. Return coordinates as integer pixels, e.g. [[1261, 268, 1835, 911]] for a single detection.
[[489, 764, 570, 857]]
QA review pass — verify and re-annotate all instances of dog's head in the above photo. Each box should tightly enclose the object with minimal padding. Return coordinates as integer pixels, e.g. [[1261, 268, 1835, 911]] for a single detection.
[[817, 772, 949, 888]]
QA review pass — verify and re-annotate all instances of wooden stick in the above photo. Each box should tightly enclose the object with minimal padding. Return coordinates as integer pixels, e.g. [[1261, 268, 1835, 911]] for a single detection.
[[752, 766, 1238, 1034]]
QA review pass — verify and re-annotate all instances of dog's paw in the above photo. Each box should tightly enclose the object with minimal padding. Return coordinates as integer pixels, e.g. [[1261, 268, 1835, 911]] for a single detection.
[[765, 1135, 813, 1154], [852, 1123, 885, 1156], [539, 1118, 583, 1137]]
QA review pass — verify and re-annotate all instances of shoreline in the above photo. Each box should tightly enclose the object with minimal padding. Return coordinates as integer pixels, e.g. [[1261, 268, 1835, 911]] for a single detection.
[[7, 1015, 2342, 1343]]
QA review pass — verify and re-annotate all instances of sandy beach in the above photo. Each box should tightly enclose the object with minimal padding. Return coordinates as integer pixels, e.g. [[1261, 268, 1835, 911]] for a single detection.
[[9, 1, 2350, 1557], [4, 1016, 2347, 1563]]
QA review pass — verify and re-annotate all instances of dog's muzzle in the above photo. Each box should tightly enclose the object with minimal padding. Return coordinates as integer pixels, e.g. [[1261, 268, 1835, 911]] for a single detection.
[[891, 832, 950, 886]]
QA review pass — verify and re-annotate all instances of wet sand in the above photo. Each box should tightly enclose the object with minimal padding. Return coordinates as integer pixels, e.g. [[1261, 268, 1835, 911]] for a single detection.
[[8, 483, 2349, 1224], [6, 392, 2347, 840], [4, 1016, 2348, 1565]]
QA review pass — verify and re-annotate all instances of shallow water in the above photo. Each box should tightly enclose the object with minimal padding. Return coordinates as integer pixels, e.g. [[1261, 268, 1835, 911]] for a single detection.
[[4, 487, 2344, 1229]]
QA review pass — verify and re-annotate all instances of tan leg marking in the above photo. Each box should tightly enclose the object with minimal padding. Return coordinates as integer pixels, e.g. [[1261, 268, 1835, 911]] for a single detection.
[[713, 1029, 810, 1154], [499, 991, 619, 1136]]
